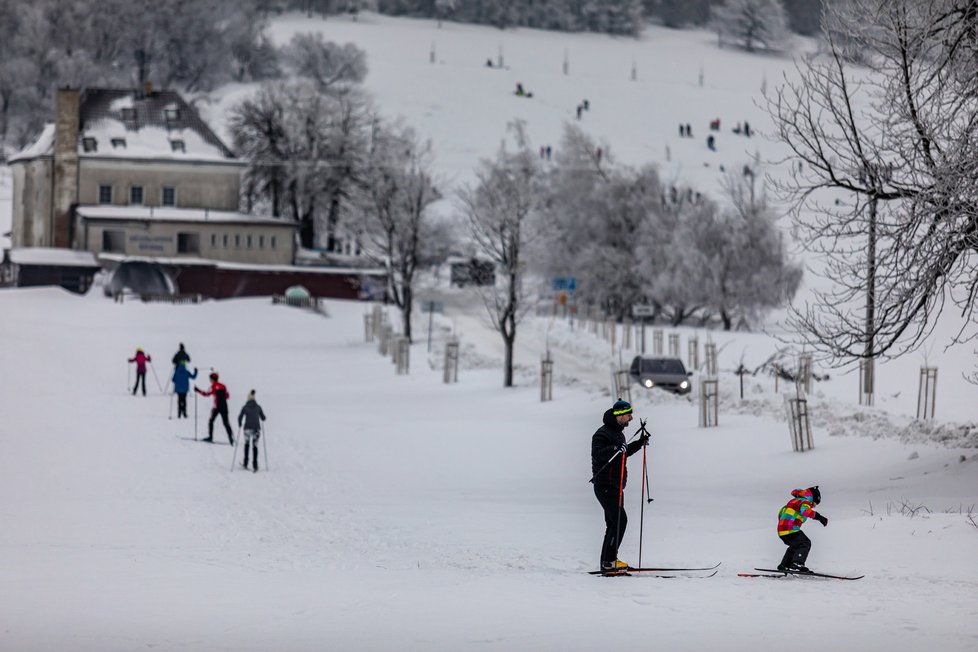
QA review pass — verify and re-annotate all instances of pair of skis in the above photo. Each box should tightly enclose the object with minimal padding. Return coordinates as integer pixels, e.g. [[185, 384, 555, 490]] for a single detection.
[[738, 567, 864, 581], [589, 562, 720, 578]]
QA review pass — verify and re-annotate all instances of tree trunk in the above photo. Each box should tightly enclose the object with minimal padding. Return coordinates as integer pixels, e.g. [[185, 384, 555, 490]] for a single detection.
[[402, 284, 413, 342], [503, 335, 514, 387], [721, 309, 733, 331]]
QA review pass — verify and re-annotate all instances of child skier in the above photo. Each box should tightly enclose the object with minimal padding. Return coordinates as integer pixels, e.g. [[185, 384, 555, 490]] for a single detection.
[[777, 486, 829, 572], [128, 347, 152, 396], [237, 390, 267, 472], [171, 362, 198, 419], [195, 372, 233, 445]]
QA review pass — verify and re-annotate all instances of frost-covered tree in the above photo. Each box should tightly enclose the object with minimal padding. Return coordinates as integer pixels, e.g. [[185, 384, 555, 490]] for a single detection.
[[711, 0, 790, 52], [458, 121, 542, 387], [281, 33, 368, 92], [768, 0, 978, 367], [358, 119, 442, 341]]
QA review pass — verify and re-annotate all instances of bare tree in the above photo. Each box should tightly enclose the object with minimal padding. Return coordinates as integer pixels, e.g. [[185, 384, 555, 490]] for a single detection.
[[768, 0, 978, 370], [359, 118, 441, 342], [711, 0, 790, 52], [458, 120, 542, 387]]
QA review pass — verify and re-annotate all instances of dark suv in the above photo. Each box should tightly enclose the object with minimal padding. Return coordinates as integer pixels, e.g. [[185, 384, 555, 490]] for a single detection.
[[629, 356, 693, 395]]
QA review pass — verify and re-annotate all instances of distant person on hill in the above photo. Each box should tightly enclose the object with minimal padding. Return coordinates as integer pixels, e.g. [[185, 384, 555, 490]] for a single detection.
[[486, 58, 493, 68], [776, 486, 828, 573], [744, 121, 752, 137], [685, 123, 692, 137], [171, 362, 198, 419], [707, 134, 716, 151], [589, 399, 649, 571], [237, 390, 267, 472], [171, 342, 190, 367], [583, 98, 590, 110], [545, 145, 552, 160], [577, 104, 583, 120], [128, 347, 151, 396], [515, 82, 525, 97], [678, 123, 684, 137], [196, 372, 233, 445]]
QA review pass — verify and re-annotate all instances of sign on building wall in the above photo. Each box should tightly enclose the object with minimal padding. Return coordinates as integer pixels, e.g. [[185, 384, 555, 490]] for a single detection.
[[128, 234, 174, 253]]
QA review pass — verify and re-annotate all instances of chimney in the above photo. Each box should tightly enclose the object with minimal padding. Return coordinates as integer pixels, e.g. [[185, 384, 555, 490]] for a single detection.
[[52, 88, 80, 248], [143, 80, 153, 97]]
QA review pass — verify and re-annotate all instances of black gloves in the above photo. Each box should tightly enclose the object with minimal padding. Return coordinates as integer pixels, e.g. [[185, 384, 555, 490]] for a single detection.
[[638, 433, 651, 446], [814, 513, 828, 527]]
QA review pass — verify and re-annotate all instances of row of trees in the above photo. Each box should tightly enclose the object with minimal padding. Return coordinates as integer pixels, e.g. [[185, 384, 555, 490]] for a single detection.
[[454, 122, 802, 385]]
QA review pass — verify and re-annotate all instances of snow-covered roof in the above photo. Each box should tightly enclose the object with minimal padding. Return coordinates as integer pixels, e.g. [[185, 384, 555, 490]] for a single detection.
[[9, 88, 239, 164], [9, 247, 99, 267], [76, 205, 296, 227], [8, 124, 56, 163], [97, 252, 386, 276]]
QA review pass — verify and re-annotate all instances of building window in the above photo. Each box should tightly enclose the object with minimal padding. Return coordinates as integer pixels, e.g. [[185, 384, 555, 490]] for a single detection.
[[102, 229, 125, 253], [82, 137, 97, 153], [222, 234, 228, 248], [130, 186, 144, 205], [170, 140, 185, 153], [259, 235, 265, 248], [98, 184, 113, 204], [121, 108, 136, 121], [246, 235, 252, 248], [177, 233, 200, 254], [162, 186, 176, 206], [271, 236, 277, 249], [234, 234, 240, 248], [210, 234, 216, 248], [111, 137, 126, 149], [164, 108, 180, 121]]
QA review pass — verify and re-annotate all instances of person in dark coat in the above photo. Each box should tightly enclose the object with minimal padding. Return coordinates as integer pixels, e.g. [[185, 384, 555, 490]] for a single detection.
[[171, 362, 198, 418], [171, 343, 191, 367], [196, 372, 233, 444], [237, 389, 267, 472], [128, 348, 151, 396], [590, 399, 649, 570]]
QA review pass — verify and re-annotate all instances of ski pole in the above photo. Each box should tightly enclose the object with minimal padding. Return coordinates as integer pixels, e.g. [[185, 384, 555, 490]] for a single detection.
[[194, 390, 198, 441], [127, 361, 132, 394], [639, 441, 647, 568], [231, 424, 241, 472], [168, 391, 174, 420], [149, 360, 164, 393], [261, 422, 268, 472], [614, 450, 626, 563]]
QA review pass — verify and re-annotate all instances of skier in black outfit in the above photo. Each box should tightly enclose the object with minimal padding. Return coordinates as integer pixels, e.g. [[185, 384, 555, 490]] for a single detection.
[[171, 343, 191, 367], [590, 399, 649, 571], [237, 389, 266, 472]]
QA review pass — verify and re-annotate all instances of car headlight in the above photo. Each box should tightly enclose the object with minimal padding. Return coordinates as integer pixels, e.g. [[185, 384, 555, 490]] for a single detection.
[[644, 379, 653, 388], [680, 380, 689, 390]]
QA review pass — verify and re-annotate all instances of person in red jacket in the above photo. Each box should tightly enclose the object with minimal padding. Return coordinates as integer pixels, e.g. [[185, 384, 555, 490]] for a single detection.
[[128, 348, 152, 396], [777, 486, 829, 573], [195, 372, 234, 445]]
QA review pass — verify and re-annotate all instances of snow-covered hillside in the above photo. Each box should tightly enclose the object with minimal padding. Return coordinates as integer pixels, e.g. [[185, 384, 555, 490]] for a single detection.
[[0, 288, 975, 650]]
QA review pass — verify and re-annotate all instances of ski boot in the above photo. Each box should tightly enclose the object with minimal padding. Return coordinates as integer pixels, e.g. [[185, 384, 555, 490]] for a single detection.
[[601, 559, 629, 571]]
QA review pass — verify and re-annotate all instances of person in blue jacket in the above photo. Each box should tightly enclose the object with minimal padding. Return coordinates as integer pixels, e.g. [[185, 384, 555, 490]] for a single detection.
[[171, 361, 198, 418]]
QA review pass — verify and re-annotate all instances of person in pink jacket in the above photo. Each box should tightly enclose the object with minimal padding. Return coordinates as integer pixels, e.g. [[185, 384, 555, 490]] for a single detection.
[[128, 348, 152, 396]]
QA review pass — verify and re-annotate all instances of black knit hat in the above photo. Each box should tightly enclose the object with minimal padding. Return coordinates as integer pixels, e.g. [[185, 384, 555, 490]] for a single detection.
[[612, 398, 632, 416], [809, 486, 821, 505]]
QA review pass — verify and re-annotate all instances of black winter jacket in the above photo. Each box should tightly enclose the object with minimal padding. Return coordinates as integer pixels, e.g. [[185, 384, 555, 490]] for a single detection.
[[237, 400, 266, 430], [590, 409, 643, 488]]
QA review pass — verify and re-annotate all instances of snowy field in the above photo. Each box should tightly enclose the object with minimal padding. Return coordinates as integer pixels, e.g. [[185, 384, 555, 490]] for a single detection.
[[2, 12, 978, 651], [0, 287, 976, 651]]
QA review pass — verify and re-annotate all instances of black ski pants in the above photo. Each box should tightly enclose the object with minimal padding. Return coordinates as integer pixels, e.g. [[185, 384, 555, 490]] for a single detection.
[[779, 531, 812, 567], [594, 483, 627, 565], [209, 406, 234, 443], [177, 393, 188, 418], [133, 371, 147, 396]]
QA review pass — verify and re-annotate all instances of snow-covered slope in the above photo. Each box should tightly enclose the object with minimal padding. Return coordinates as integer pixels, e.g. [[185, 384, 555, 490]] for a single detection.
[[0, 288, 975, 650]]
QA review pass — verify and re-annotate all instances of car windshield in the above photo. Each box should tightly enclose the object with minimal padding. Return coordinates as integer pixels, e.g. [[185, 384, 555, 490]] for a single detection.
[[641, 359, 685, 374]]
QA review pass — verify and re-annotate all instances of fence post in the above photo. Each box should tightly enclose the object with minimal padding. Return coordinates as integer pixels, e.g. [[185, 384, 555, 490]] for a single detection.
[[668, 333, 680, 357], [653, 329, 663, 355], [640, 321, 647, 354], [798, 354, 813, 395], [443, 339, 459, 384], [916, 367, 938, 420], [540, 353, 554, 402], [395, 337, 410, 375], [622, 318, 632, 350], [859, 358, 875, 406], [364, 313, 375, 343], [699, 378, 719, 427], [704, 342, 718, 377], [785, 395, 814, 452], [610, 364, 632, 404]]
